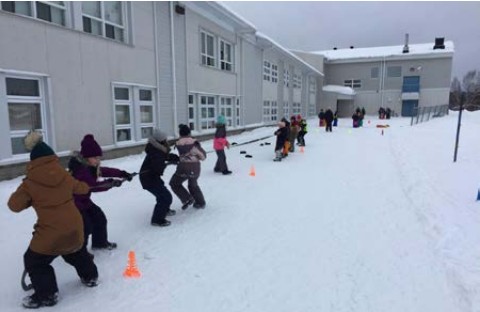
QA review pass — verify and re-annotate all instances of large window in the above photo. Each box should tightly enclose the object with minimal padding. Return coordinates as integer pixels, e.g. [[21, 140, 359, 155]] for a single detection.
[[283, 101, 289, 117], [200, 95, 216, 130], [371, 67, 379, 79], [82, 1, 125, 42], [284, 70, 290, 87], [263, 61, 271, 81], [271, 64, 278, 83], [188, 94, 196, 131], [292, 102, 301, 115], [113, 85, 155, 143], [201, 31, 215, 67], [344, 79, 362, 89], [5, 76, 46, 155], [219, 97, 234, 127], [293, 74, 302, 89], [263, 100, 278, 123], [1, 1, 66, 26], [220, 39, 233, 72]]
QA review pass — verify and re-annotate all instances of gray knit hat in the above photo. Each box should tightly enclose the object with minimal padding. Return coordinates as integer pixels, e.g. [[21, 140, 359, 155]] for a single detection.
[[152, 128, 168, 142]]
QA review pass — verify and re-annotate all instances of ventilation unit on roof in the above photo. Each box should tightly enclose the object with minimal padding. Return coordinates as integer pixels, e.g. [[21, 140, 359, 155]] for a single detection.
[[350, 46, 354, 49], [402, 33, 409, 53], [433, 37, 445, 50], [333, 47, 337, 50], [175, 4, 185, 15]]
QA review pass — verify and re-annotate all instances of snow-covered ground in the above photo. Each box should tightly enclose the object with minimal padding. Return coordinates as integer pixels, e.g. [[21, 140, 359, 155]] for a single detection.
[[1, 111, 480, 312]]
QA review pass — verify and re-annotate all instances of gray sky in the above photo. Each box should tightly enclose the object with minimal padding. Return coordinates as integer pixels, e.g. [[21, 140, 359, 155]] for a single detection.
[[222, 1, 480, 80]]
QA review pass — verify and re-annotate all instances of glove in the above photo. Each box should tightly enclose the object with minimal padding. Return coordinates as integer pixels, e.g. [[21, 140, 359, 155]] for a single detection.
[[111, 179, 123, 187], [122, 171, 134, 182], [167, 153, 180, 164]]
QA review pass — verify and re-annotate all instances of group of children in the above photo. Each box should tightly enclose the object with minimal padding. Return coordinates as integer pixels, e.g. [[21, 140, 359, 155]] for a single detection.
[[7, 115, 234, 308], [273, 114, 308, 161]]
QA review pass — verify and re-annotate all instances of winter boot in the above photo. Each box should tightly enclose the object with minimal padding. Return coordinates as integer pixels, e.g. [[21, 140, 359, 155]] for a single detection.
[[222, 170, 232, 175], [193, 202, 206, 209], [22, 293, 58, 309], [92, 241, 117, 250], [181, 198, 194, 210], [151, 219, 171, 227], [167, 209, 176, 216], [81, 277, 99, 287]]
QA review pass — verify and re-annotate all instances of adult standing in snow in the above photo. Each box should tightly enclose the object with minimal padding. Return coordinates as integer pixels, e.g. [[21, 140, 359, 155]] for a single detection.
[[8, 131, 98, 309], [324, 108, 334, 132], [139, 128, 179, 227], [213, 115, 232, 175], [68, 134, 134, 251], [170, 124, 207, 209], [273, 121, 288, 161], [297, 115, 308, 146]]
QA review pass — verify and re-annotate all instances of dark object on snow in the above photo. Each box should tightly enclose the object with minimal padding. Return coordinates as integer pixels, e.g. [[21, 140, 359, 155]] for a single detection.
[[245, 155, 253, 158], [260, 143, 264, 146], [240, 151, 247, 154], [231, 142, 238, 145], [264, 142, 271, 145]]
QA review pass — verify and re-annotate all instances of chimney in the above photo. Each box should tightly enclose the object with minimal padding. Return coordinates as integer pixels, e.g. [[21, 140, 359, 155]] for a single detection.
[[402, 33, 409, 53], [433, 37, 445, 50]]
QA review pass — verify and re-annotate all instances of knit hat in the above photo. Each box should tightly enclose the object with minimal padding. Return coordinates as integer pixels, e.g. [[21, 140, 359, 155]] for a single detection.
[[216, 115, 226, 125], [80, 134, 102, 158], [152, 128, 168, 142], [24, 131, 55, 160], [178, 124, 191, 137]]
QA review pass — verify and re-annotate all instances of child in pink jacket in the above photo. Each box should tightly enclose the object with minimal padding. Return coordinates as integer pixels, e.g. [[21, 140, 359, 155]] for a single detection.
[[213, 115, 232, 175]]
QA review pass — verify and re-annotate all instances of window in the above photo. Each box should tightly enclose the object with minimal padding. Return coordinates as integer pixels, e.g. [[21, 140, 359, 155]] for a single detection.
[[201, 31, 215, 67], [292, 102, 301, 115], [1, 1, 66, 26], [284, 70, 289, 87], [263, 61, 271, 81], [188, 94, 196, 131], [371, 67, 379, 79], [283, 101, 289, 117], [235, 98, 241, 127], [220, 39, 233, 72], [387, 66, 402, 78], [271, 64, 278, 83], [219, 97, 234, 127], [293, 74, 302, 89], [344, 79, 362, 89], [271, 101, 278, 121], [309, 77, 316, 92], [82, 1, 125, 42], [5, 76, 46, 155], [263, 100, 271, 122], [199, 95, 216, 130], [113, 85, 156, 143]]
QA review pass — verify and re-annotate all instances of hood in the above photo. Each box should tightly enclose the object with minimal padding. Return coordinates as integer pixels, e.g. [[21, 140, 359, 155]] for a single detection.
[[26, 155, 67, 187]]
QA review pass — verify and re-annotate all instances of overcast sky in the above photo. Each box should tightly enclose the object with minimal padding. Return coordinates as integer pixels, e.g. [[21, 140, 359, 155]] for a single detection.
[[222, 1, 480, 80]]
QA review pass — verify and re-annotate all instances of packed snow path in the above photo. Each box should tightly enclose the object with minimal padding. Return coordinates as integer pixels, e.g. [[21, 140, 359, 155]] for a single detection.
[[2, 113, 480, 311]]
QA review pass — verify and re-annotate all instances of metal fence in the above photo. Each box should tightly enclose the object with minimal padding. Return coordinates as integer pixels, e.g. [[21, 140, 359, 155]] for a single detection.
[[410, 104, 449, 126]]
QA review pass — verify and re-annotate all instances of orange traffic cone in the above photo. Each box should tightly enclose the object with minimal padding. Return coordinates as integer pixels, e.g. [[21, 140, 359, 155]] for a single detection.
[[123, 251, 141, 278], [249, 165, 256, 177], [300, 146, 305, 153]]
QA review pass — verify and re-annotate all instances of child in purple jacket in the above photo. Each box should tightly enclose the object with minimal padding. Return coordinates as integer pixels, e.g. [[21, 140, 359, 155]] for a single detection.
[[68, 134, 133, 252], [213, 115, 232, 175]]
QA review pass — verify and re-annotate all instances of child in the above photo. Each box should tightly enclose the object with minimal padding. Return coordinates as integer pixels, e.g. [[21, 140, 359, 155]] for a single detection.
[[289, 115, 299, 152], [169, 124, 207, 209], [213, 115, 232, 175], [8, 131, 98, 309], [139, 128, 180, 227], [281, 117, 291, 158], [333, 111, 338, 127], [297, 115, 308, 146], [273, 121, 288, 161], [68, 134, 133, 251]]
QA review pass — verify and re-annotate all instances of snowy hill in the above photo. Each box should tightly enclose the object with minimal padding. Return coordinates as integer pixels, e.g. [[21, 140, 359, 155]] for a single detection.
[[1, 112, 480, 311]]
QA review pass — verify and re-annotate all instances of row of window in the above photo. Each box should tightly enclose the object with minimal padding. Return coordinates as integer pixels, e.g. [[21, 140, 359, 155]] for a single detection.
[[188, 94, 241, 132], [371, 66, 402, 79], [262, 100, 303, 123], [263, 61, 278, 83], [1, 1, 126, 42], [201, 30, 234, 72]]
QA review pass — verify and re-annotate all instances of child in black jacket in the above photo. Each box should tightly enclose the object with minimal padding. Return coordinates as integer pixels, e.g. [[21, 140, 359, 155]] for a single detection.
[[273, 121, 288, 161]]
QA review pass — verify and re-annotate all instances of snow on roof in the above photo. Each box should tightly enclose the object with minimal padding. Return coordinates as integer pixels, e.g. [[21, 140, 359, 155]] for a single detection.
[[323, 85, 356, 95], [256, 32, 324, 76], [215, 2, 257, 31], [313, 41, 454, 61]]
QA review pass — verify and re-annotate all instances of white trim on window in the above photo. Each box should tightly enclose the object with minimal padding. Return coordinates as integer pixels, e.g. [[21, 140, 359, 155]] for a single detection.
[[199, 95, 216, 130], [219, 39, 233, 72], [82, 1, 126, 42], [201, 30, 216, 67], [1, 1, 69, 26]]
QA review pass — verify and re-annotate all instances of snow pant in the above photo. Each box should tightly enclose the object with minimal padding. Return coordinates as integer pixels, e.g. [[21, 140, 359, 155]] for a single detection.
[[289, 131, 298, 152], [80, 204, 109, 249], [283, 141, 290, 156], [24, 247, 98, 299], [325, 121, 333, 132], [214, 150, 229, 173], [297, 131, 306, 146], [145, 180, 173, 223], [170, 164, 205, 206]]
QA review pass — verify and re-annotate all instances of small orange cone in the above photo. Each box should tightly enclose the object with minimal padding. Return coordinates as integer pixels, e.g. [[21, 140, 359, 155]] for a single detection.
[[300, 146, 305, 153], [123, 251, 141, 278], [249, 165, 256, 177]]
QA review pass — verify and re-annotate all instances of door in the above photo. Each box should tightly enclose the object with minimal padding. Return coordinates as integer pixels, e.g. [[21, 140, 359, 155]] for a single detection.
[[336, 100, 354, 118], [401, 100, 418, 117]]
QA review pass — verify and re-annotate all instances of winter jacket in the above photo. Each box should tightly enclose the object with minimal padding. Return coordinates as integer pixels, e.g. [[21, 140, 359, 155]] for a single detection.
[[174, 137, 206, 178], [140, 139, 179, 189], [213, 125, 230, 151], [299, 119, 308, 133], [68, 153, 125, 211], [274, 126, 288, 151], [324, 109, 334, 123], [8, 155, 89, 255]]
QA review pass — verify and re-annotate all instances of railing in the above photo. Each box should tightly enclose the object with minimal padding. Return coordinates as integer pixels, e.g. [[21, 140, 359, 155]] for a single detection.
[[410, 104, 449, 126]]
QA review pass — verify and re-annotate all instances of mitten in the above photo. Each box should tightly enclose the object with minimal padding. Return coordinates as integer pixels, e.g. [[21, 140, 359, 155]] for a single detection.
[[111, 179, 123, 187], [122, 171, 134, 181], [168, 153, 180, 164]]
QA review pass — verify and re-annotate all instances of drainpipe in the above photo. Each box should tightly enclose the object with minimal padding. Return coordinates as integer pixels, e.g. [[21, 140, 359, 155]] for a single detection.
[[169, 2, 178, 135], [381, 56, 386, 108], [153, 3, 161, 132]]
